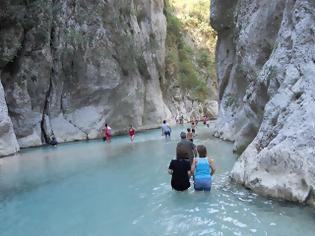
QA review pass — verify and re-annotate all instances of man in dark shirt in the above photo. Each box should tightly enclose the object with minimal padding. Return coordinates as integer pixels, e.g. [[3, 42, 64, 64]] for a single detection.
[[176, 132, 197, 164], [168, 143, 191, 191]]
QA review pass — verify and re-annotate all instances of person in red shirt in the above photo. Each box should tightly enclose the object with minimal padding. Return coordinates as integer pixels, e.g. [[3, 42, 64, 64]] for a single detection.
[[103, 123, 112, 143], [129, 125, 136, 142]]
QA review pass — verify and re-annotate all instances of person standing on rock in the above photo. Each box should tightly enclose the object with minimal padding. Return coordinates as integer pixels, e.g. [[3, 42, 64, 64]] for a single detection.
[[161, 120, 171, 139], [129, 125, 136, 142], [104, 123, 112, 143]]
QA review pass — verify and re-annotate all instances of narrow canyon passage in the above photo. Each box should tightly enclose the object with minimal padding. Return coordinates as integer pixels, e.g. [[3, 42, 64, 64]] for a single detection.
[[1, 0, 315, 234]]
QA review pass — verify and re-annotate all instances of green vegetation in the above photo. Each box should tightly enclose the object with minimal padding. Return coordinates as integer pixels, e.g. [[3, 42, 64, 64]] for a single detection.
[[169, 0, 217, 51], [164, 0, 217, 101]]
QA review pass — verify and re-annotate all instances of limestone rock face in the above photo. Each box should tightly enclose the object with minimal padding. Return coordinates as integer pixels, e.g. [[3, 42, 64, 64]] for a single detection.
[[0, 81, 19, 156], [211, 0, 315, 202], [0, 0, 173, 153]]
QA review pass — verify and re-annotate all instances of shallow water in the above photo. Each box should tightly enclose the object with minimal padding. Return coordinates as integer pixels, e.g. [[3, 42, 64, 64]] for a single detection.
[[0, 125, 314, 236]]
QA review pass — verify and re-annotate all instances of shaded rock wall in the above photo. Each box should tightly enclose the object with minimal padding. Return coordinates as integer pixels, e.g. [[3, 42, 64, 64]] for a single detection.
[[0, 81, 19, 155], [0, 0, 173, 154], [211, 0, 315, 202]]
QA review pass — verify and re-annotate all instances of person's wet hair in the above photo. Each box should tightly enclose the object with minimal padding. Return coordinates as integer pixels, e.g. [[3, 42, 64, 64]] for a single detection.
[[176, 143, 189, 160], [197, 145, 207, 157], [163, 120, 166, 124], [187, 128, 191, 132]]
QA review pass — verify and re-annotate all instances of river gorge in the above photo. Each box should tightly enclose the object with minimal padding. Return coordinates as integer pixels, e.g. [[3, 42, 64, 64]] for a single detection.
[[0, 0, 315, 234]]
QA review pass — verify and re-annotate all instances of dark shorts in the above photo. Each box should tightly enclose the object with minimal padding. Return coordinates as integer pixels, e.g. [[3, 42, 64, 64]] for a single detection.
[[164, 131, 171, 137], [194, 178, 211, 191]]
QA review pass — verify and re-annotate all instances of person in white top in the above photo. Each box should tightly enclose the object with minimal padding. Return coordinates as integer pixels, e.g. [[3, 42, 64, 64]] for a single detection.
[[161, 120, 171, 139]]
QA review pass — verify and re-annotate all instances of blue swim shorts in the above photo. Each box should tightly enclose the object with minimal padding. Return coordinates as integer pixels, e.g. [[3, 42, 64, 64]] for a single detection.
[[194, 178, 211, 191]]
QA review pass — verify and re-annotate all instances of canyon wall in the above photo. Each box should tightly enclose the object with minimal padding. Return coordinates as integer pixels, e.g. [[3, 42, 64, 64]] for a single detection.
[[0, 0, 174, 154], [211, 0, 315, 202]]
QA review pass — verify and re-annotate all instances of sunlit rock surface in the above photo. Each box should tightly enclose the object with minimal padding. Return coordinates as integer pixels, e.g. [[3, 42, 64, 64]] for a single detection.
[[211, 0, 315, 202], [0, 0, 173, 154]]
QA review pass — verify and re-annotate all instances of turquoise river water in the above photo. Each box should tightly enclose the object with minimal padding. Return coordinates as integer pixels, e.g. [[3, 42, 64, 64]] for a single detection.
[[0, 125, 314, 236]]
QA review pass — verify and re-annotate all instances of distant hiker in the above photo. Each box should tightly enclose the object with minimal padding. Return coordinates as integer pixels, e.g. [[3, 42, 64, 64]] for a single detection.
[[186, 128, 193, 142], [191, 122, 196, 135], [191, 145, 216, 191], [50, 135, 58, 147], [129, 125, 136, 142], [161, 120, 171, 139], [179, 115, 184, 124], [191, 121, 196, 129], [168, 143, 192, 191], [203, 115, 207, 125], [205, 115, 210, 128], [177, 132, 197, 165], [104, 123, 112, 143]]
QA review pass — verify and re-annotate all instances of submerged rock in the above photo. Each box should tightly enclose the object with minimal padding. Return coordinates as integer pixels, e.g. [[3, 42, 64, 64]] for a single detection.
[[212, 0, 315, 202]]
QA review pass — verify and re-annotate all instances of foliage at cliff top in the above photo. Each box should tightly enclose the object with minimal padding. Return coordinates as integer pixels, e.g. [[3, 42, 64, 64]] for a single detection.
[[169, 0, 217, 55], [164, 0, 217, 101]]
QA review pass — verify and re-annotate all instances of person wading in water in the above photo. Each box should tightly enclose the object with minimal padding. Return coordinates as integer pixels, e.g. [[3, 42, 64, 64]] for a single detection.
[[129, 125, 136, 142], [161, 120, 171, 139], [103, 123, 112, 143]]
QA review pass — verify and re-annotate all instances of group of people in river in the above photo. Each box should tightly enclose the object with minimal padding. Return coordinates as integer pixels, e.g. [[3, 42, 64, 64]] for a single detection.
[[103, 116, 215, 192], [168, 126, 216, 192], [102, 114, 210, 143], [103, 123, 136, 143]]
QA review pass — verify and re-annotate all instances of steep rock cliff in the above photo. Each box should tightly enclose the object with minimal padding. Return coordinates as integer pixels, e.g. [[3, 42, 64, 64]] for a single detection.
[[0, 81, 19, 155], [0, 0, 172, 154], [211, 0, 315, 202]]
